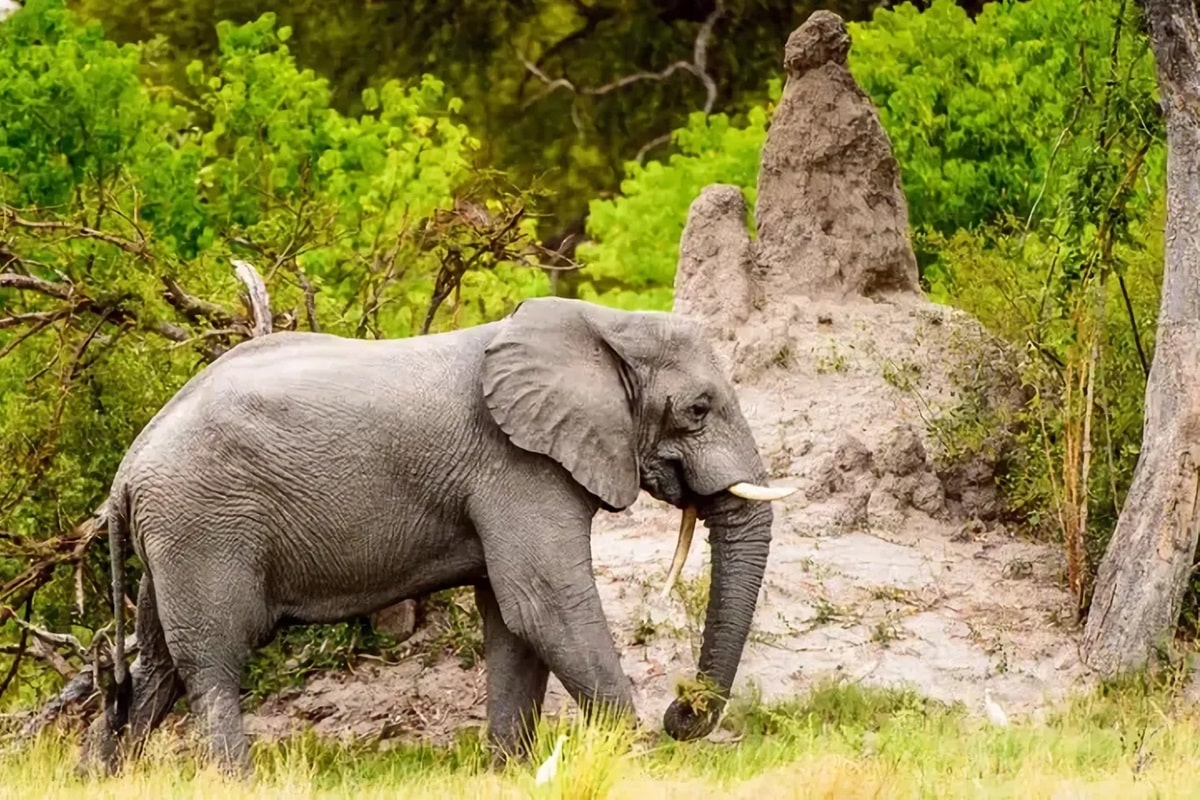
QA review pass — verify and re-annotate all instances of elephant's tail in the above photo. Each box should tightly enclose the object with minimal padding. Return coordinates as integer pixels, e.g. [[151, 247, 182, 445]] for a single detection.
[[101, 486, 132, 734]]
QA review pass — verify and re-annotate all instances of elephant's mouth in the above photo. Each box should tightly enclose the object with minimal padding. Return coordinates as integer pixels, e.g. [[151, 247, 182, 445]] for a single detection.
[[657, 473, 798, 600]]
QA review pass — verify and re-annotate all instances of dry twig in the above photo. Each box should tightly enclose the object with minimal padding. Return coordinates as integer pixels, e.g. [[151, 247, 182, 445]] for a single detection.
[[520, 0, 725, 162]]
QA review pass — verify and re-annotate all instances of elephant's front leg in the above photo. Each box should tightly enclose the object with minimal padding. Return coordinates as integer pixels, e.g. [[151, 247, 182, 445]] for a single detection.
[[471, 496, 636, 728], [475, 581, 549, 760]]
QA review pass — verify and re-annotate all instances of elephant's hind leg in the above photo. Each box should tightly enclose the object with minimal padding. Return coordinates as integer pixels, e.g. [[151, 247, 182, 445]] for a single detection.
[[475, 581, 550, 761], [77, 573, 183, 776], [153, 556, 267, 780], [125, 573, 185, 753]]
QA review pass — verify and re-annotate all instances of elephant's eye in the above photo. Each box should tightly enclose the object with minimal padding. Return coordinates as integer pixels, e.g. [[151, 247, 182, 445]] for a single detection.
[[688, 399, 710, 421]]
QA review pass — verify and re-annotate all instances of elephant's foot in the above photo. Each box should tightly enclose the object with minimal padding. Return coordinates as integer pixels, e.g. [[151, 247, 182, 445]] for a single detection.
[[662, 694, 724, 741], [485, 738, 529, 771], [76, 713, 122, 778], [474, 581, 551, 769], [192, 686, 254, 781]]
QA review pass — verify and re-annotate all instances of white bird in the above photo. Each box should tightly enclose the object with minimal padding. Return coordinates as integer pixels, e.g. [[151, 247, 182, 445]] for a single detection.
[[983, 688, 1008, 727], [534, 734, 567, 786]]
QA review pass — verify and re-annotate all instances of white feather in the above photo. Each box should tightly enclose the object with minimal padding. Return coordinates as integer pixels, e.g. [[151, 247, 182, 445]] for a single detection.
[[535, 735, 566, 786], [984, 688, 1008, 727]]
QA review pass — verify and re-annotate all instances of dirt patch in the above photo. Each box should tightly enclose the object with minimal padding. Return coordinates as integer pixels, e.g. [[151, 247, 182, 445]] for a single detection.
[[246, 656, 489, 748], [241, 10, 1091, 748]]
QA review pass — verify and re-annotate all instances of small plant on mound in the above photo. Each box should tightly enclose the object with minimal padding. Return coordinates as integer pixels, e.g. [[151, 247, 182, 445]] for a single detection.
[[242, 621, 408, 706], [422, 588, 485, 669]]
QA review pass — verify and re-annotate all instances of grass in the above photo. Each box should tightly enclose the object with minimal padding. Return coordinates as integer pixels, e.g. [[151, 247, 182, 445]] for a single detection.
[[3, 677, 1200, 799]]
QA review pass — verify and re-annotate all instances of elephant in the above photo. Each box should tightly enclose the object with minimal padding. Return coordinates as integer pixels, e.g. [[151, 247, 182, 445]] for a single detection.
[[78, 296, 797, 778]]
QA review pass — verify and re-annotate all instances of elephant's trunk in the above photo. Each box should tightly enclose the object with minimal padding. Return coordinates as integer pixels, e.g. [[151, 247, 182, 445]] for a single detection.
[[662, 492, 773, 741]]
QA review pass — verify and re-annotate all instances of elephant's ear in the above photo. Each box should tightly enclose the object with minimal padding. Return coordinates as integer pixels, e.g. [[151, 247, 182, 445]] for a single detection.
[[482, 297, 640, 511]]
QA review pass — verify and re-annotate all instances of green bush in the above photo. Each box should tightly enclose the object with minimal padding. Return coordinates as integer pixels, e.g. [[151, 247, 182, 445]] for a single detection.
[[578, 0, 1160, 305], [574, 85, 779, 311]]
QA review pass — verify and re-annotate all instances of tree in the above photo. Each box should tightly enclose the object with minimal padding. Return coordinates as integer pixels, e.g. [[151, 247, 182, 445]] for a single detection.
[[1082, 0, 1200, 675]]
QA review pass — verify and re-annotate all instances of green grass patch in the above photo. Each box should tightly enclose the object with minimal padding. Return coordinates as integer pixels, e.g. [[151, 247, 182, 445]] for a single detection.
[[3, 679, 1199, 798]]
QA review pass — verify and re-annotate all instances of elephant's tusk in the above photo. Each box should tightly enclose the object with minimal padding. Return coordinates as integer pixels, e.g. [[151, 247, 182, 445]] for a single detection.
[[727, 481, 798, 501], [660, 505, 698, 600]]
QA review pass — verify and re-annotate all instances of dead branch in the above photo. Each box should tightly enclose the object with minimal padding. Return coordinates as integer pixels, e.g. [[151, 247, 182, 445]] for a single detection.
[[1, 241, 268, 362], [0, 516, 103, 615], [0, 597, 31, 702], [13, 667, 94, 741], [6, 631, 138, 743], [7, 616, 87, 659], [521, 0, 725, 125], [0, 206, 152, 261], [29, 637, 74, 678], [0, 272, 74, 301], [161, 276, 237, 329], [297, 268, 321, 332], [0, 309, 70, 330], [418, 194, 544, 335], [231, 259, 273, 337]]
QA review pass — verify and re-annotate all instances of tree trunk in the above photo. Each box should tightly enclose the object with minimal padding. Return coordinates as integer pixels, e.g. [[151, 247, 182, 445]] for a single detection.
[[1081, 0, 1200, 676]]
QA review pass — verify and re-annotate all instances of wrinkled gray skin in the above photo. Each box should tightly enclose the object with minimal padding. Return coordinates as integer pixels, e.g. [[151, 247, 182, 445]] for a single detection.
[[78, 297, 776, 779]]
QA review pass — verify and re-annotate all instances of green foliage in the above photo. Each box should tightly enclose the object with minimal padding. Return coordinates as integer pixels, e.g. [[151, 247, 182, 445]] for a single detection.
[[849, 0, 1157, 238], [578, 0, 1160, 306], [925, 203, 1163, 541], [0, 0, 548, 705], [921, 0, 1162, 607], [68, 0, 885, 235], [242, 621, 403, 706], [576, 86, 778, 310]]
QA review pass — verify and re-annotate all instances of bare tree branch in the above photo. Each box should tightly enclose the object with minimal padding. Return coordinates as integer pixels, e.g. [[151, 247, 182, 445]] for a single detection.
[[636, 133, 674, 165], [0, 309, 70, 330], [231, 259, 273, 338], [521, 0, 725, 130], [30, 637, 75, 678], [0, 234, 269, 362], [297, 268, 321, 333], [160, 276, 237, 329], [0, 597, 31, 703], [5, 616, 87, 660], [0, 207, 152, 261], [0, 272, 74, 301], [0, 631, 140, 745], [692, 1, 723, 115]]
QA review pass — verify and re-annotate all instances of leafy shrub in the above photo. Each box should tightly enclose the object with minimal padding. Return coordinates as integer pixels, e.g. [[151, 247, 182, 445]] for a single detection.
[[578, 0, 1158, 305], [575, 85, 779, 311]]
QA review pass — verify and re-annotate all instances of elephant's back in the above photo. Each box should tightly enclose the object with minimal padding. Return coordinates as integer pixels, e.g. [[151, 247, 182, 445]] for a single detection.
[[119, 327, 495, 460], [114, 327, 500, 551]]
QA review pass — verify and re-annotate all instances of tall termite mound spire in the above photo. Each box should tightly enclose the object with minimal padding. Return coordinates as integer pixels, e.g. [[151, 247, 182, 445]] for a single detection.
[[753, 9, 919, 302], [672, 9, 1025, 527]]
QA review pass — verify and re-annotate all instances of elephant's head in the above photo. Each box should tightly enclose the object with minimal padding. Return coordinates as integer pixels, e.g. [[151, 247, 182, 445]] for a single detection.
[[482, 296, 796, 741]]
